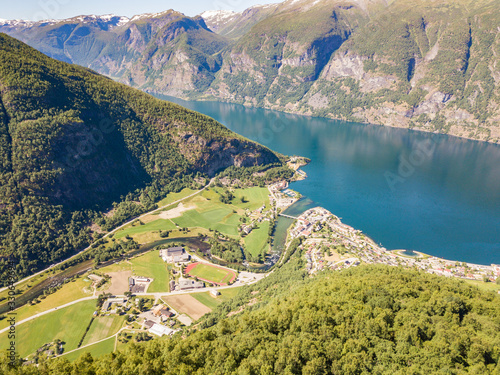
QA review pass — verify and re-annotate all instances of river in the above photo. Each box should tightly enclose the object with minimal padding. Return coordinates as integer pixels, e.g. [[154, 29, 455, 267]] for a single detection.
[[157, 95, 500, 265]]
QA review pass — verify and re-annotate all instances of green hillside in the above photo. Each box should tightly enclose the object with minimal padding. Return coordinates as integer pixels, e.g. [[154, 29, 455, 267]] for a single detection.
[[5, 264, 500, 374], [0, 33, 282, 284]]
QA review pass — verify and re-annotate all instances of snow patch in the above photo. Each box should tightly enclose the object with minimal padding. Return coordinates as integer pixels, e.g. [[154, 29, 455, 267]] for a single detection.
[[130, 10, 172, 22], [200, 9, 239, 25], [0, 14, 130, 28]]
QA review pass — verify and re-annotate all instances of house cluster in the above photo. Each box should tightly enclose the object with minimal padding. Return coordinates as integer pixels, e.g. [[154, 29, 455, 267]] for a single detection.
[[294, 207, 500, 283], [239, 203, 273, 237], [268, 182, 299, 210], [160, 246, 190, 263], [101, 297, 127, 313], [303, 239, 360, 274], [142, 304, 180, 337], [290, 208, 329, 238]]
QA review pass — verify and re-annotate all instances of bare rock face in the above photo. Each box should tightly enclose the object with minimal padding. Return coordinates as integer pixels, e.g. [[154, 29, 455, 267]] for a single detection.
[[322, 52, 366, 81], [413, 91, 452, 116], [174, 132, 279, 177]]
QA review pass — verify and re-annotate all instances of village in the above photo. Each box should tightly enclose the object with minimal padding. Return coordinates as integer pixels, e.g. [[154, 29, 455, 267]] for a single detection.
[[3, 162, 498, 363], [285, 205, 500, 284], [82, 172, 499, 354]]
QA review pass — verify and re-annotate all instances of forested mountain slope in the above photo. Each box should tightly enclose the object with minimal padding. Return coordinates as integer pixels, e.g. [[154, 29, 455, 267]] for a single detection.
[[2, 0, 499, 142], [0, 33, 281, 284], [205, 0, 500, 142], [4, 264, 500, 374]]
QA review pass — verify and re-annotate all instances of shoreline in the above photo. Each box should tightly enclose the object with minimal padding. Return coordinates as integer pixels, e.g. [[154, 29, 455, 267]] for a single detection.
[[153, 92, 500, 146], [277, 161, 498, 280], [289, 204, 499, 282]]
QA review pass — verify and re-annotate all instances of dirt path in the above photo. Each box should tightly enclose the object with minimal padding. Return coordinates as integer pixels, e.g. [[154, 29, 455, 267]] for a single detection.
[[103, 271, 133, 295]]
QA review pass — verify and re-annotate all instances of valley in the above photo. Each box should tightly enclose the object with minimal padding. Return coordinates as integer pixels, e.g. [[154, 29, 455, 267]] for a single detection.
[[0, 0, 499, 373], [2, 0, 500, 142]]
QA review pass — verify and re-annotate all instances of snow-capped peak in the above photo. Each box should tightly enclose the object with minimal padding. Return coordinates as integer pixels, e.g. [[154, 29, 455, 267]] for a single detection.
[[200, 9, 240, 25], [200, 10, 237, 19], [61, 14, 130, 26], [130, 10, 175, 22], [0, 14, 130, 28]]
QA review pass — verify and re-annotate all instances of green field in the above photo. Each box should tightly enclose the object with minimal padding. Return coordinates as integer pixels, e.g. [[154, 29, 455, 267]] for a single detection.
[[232, 187, 270, 211], [173, 208, 241, 237], [82, 315, 123, 346], [244, 221, 271, 257], [0, 278, 92, 330], [115, 219, 178, 239], [113, 187, 270, 243], [158, 188, 197, 207], [98, 251, 170, 293], [463, 279, 500, 293], [187, 263, 236, 285], [0, 300, 96, 358], [190, 287, 243, 310], [63, 336, 115, 362]]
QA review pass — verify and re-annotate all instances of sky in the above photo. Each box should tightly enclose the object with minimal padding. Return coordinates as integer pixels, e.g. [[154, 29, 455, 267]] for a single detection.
[[0, 0, 279, 21]]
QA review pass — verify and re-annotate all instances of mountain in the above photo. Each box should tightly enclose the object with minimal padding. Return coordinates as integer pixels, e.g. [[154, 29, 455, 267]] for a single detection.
[[0, 33, 282, 283], [203, 0, 500, 142], [206, 0, 370, 107], [5, 264, 500, 373], [0, 10, 229, 96], [1, 0, 499, 142], [200, 4, 279, 39]]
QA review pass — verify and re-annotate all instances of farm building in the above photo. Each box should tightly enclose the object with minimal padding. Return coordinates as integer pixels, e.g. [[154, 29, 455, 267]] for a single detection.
[[210, 290, 221, 297], [148, 323, 174, 337], [160, 247, 190, 263], [152, 305, 174, 319], [177, 279, 205, 290]]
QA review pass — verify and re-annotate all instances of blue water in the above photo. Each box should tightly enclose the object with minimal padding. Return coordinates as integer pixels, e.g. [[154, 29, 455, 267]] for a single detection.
[[157, 95, 500, 265]]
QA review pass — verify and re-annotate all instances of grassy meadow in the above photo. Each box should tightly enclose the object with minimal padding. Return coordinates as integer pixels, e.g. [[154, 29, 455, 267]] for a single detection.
[[244, 221, 271, 257], [97, 250, 170, 293], [63, 336, 116, 362], [190, 287, 243, 310], [0, 300, 96, 358], [0, 278, 92, 331]]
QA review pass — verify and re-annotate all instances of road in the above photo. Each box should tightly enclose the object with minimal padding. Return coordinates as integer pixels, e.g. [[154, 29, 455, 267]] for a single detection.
[[60, 326, 142, 357], [0, 274, 264, 335], [0, 179, 213, 293], [0, 296, 97, 335]]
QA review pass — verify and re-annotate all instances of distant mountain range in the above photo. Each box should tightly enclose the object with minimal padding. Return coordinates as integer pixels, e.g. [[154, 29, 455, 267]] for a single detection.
[[1, 0, 499, 142]]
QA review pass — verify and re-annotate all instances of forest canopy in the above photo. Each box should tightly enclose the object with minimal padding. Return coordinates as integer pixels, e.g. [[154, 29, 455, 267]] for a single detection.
[[3, 265, 500, 374], [0, 33, 282, 284]]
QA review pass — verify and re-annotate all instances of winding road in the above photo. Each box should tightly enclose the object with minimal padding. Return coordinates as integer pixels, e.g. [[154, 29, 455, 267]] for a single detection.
[[0, 179, 214, 294]]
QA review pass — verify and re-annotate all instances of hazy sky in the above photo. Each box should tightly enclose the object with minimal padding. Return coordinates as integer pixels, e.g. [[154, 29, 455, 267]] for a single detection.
[[0, 0, 279, 21]]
